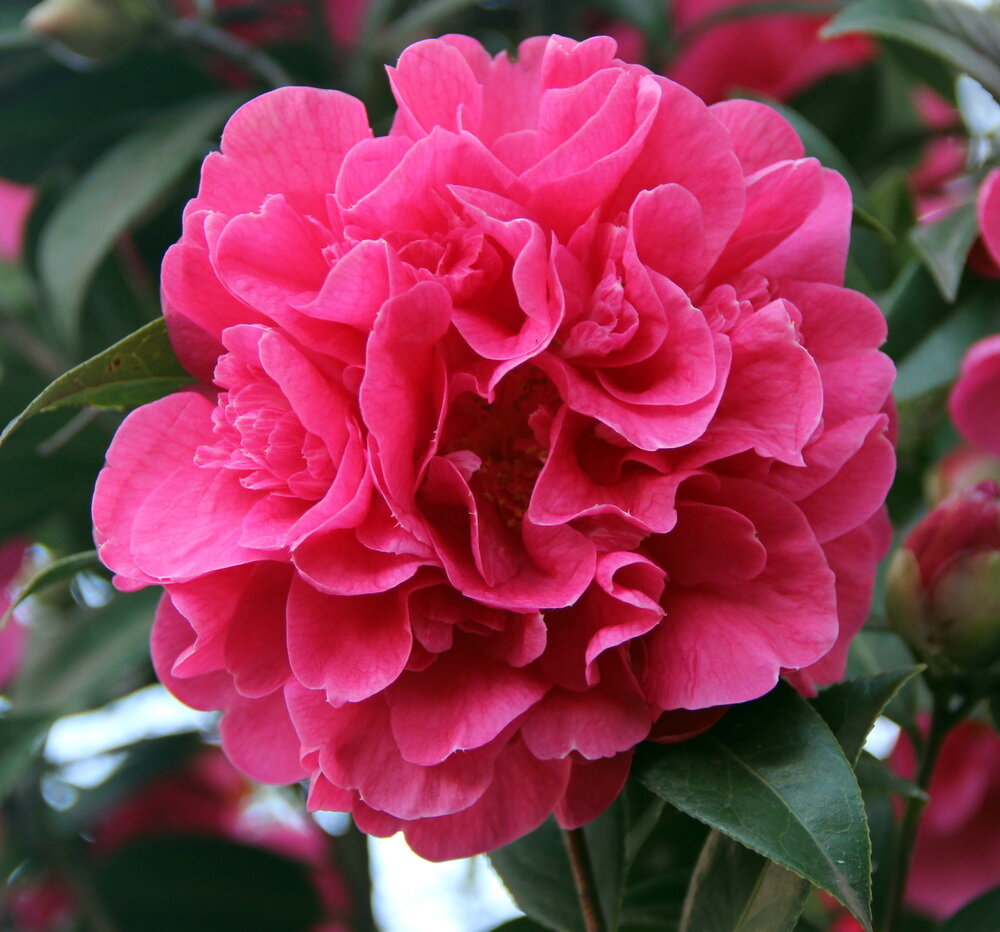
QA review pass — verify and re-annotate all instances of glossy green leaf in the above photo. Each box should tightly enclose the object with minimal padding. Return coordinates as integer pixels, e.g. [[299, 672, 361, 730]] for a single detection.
[[489, 819, 586, 932], [94, 835, 324, 932], [489, 799, 626, 932], [677, 671, 917, 932], [824, 0, 1000, 101], [0, 318, 193, 449], [881, 260, 953, 363], [811, 667, 924, 764], [37, 93, 237, 339], [854, 752, 926, 800], [894, 284, 1000, 400], [941, 886, 1000, 932], [847, 632, 925, 735], [491, 919, 549, 932], [635, 683, 872, 930], [909, 202, 978, 302], [681, 831, 810, 932], [0, 550, 101, 626]]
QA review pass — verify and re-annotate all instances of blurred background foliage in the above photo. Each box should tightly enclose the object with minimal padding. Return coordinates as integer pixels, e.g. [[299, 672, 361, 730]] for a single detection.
[[0, 0, 999, 930]]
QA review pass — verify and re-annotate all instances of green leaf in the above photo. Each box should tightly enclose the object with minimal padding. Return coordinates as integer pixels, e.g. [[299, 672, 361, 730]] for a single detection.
[[847, 632, 925, 736], [13, 588, 159, 715], [489, 799, 626, 932], [941, 886, 1000, 932], [37, 93, 238, 340], [854, 752, 927, 800], [94, 835, 324, 932], [635, 683, 872, 930], [909, 203, 978, 301], [0, 550, 101, 626], [811, 667, 924, 764], [0, 712, 53, 801], [488, 820, 582, 932], [881, 260, 953, 363], [680, 831, 811, 932], [824, 0, 1000, 101], [0, 317, 193, 449], [678, 669, 922, 932], [491, 920, 549, 932], [893, 280, 1000, 400]]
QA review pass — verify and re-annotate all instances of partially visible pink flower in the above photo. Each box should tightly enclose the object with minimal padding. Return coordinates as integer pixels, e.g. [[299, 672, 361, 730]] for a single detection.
[[0, 178, 33, 262], [886, 481, 1000, 671], [950, 334, 1000, 458], [0, 542, 29, 690], [9, 747, 351, 931], [975, 169, 1000, 274], [90, 748, 246, 853], [891, 719, 1000, 919], [94, 35, 895, 859], [910, 89, 967, 221], [666, 0, 874, 104], [8, 877, 75, 932], [929, 446, 1000, 503], [172, 0, 366, 48]]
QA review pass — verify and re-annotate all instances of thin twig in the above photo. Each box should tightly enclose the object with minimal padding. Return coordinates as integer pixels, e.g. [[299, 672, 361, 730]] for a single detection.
[[168, 18, 292, 89], [562, 827, 607, 932]]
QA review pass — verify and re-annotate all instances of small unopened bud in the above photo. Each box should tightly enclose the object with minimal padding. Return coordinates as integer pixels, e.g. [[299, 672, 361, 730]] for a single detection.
[[927, 447, 1000, 504], [24, 0, 154, 61], [887, 480, 1000, 672]]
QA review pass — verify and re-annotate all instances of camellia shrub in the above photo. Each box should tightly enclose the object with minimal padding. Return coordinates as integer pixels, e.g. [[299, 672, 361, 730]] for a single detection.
[[1, 1, 1000, 931]]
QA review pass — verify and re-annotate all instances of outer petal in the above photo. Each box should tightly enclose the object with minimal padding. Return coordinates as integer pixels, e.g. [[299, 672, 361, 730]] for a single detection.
[[191, 87, 373, 219], [93, 390, 266, 586], [400, 740, 572, 861], [644, 478, 837, 708]]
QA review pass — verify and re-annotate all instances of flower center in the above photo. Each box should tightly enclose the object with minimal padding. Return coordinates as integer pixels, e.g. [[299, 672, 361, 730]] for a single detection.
[[440, 368, 557, 527]]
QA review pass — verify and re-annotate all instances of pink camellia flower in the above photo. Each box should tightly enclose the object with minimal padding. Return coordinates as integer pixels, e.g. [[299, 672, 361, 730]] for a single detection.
[[909, 88, 967, 221], [950, 334, 1000, 458], [666, 0, 874, 104], [0, 542, 29, 690], [93, 34, 896, 859], [0, 178, 33, 263], [891, 719, 1000, 919]]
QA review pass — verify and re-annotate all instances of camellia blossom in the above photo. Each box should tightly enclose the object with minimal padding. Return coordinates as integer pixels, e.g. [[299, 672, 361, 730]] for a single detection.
[[950, 333, 1000, 458], [666, 0, 874, 105], [93, 34, 895, 859], [891, 719, 1000, 919]]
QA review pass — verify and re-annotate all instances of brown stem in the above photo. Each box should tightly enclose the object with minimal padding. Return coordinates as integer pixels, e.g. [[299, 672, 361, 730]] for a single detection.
[[562, 827, 607, 932]]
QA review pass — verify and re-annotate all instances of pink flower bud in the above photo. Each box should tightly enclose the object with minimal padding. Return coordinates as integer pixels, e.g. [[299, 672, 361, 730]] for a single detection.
[[887, 481, 1000, 671], [23, 0, 154, 61], [927, 447, 1000, 504]]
